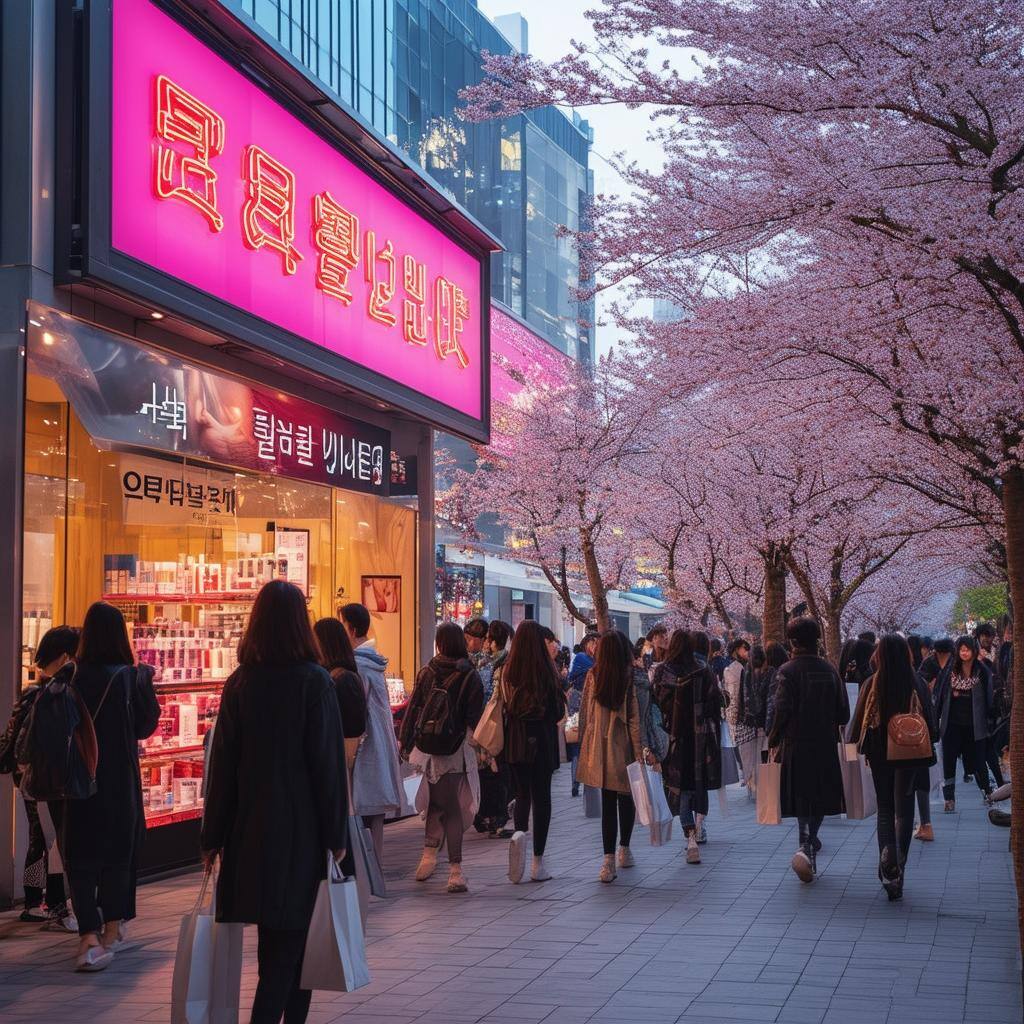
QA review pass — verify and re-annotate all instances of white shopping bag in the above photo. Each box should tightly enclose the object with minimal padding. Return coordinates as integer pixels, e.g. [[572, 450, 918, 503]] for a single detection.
[[627, 761, 673, 846], [841, 750, 877, 820], [397, 773, 425, 818], [300, 855, 371, 993], [171, 870, 243, 1024]]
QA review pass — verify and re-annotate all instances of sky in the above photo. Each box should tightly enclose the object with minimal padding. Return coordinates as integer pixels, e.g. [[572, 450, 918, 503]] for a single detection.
[[477, 1, 667, 355]]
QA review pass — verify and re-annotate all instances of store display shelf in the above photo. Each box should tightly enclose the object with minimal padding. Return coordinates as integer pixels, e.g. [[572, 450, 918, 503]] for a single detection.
[[145, 806, 203, 829], [103, 592, 257, 604], [151, 678, 231, 693], [140, 743, 205, 760]]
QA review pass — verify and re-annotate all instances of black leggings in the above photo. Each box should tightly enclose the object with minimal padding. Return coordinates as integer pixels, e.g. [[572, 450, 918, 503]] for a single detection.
[[871, 764, 916, 868], [251, 925, 312, 1024], [942, 720, 990, 799], [510, 762, 554, 856], [601, 789, 636, 855]]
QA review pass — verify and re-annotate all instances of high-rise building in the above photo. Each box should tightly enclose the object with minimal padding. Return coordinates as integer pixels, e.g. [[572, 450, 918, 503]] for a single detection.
[[223, 0, 594, 362]]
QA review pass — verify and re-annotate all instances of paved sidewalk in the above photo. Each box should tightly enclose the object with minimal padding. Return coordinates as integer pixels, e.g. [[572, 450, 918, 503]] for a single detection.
[[0, 780, 1019, 1024]]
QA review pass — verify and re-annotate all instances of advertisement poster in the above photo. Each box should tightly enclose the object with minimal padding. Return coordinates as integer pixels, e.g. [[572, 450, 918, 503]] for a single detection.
[[275, 527, 310, 596], [439, 561, 485, 626], [28, 304, 390, 497]]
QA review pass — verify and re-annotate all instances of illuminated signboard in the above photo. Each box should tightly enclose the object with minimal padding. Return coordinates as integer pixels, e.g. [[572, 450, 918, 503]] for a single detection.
[[73, 0, 489, 440]]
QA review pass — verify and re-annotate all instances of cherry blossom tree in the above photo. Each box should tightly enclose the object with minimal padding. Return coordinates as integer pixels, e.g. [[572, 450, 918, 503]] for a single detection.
[[462, 0, 1024, 944], [443, 352, 664, 632]]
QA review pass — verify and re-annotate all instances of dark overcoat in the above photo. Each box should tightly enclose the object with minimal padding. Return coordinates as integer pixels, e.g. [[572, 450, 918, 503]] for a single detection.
[[65, 663, 161, 872], [767, 654, 850, 819], [652, 660, 724, 797], [201, 661, 348, 930]]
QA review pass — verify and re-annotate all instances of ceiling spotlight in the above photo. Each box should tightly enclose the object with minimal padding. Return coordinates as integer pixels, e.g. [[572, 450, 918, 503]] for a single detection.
[[150, 311, 165, 320]]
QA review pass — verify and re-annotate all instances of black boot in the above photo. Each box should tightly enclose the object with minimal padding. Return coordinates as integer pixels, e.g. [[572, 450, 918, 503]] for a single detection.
[[879, 846, 902, 901]]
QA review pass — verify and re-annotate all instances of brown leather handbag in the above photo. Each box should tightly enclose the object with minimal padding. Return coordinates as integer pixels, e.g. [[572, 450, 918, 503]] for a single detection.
[[886, 691, 932, 760]]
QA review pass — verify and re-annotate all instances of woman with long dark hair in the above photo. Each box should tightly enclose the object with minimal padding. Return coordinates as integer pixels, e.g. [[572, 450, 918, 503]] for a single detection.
[[202, 581, 348, 1024], [63, 602, 160, 971], [314, 617, 368, 773], [502, 620, 565, 884], [576, 631, 645, 882], [652, 629, 723, 866], [849, 634, 937, 899], [934, 635, 996, 812]]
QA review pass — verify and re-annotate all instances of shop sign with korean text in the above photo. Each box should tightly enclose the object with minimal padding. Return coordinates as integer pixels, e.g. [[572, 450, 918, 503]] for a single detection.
[[72, 0, 489, 442], [120, 454, 239, 526], [29, 305, 390, 497]]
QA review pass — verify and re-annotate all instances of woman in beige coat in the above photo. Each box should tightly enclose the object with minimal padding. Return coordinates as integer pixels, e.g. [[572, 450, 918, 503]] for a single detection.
[[576, 630, 646, 882]]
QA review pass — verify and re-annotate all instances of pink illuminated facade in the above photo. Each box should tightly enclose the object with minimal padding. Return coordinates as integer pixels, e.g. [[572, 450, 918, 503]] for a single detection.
[[109, 0, 486, 424]]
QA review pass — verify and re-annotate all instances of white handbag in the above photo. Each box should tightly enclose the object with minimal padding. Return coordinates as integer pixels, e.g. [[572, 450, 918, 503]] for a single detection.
[[170, 869, 243, 1024], [300, 854, 371, 993]]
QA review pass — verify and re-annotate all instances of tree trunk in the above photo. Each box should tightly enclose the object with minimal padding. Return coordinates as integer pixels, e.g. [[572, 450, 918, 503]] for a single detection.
[[580, 530, 610, 633], [1001, 467, 1024, 968], [822, 608, 842, 666], [762, 548, 787, 644]]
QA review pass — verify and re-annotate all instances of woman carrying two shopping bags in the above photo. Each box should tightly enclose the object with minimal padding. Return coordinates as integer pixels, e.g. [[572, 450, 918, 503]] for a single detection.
[[202, 581, 349, 1024], [576, 631, 647, 883]]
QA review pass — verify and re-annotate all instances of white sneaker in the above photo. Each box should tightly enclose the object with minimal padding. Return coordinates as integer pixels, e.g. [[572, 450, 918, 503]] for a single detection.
[[530, 855, 552, 882], [75, 944, 114, 972], [415, 847, 439, 881], [598, 855, 617, 883], [508, 831, 527, 884], [616, 846, 635, 868], [103, 922, 132, 954], [447, 864, 468, 893]]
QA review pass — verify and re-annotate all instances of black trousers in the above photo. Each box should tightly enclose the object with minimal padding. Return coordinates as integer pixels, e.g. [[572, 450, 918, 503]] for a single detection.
[[871, 764, 916, 868], [251, 926, 312, 1024], [942, 720, 990, 799], [66, 863, 131, 936], [510, 762, 554, 856], [600, 789, 636, 855]]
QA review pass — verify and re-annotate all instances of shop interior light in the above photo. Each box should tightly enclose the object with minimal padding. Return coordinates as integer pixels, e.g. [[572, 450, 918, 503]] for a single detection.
[[150, 311, 165, 320], [29, 319, 42, 327], [42, 332, 55, 346]]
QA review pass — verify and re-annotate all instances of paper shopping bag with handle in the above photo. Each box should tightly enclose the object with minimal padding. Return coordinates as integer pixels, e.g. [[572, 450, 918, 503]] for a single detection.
[[300, 854, 371, 993], [170, 868, 243, 1024], [756, 755, 782, 826]]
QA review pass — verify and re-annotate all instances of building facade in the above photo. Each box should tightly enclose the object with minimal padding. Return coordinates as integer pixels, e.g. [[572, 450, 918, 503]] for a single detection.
[[222, 0, 595, 363], [0, 0, 498, 902]]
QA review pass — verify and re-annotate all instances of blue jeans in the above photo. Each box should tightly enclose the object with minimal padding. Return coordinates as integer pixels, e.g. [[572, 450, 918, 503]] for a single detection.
[[678, 790, 709, 834]]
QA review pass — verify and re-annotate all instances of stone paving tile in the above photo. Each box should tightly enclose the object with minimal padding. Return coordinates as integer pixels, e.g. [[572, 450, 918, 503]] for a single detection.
[[0, 782, 1018, 1023]]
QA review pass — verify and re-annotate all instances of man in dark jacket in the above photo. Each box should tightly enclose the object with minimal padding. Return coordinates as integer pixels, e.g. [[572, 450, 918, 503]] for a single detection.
[[767, 617, 850, 884]]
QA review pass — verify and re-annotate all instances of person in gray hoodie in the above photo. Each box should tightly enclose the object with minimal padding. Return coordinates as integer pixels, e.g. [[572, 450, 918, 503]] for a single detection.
[[341, 603, 403, 864]]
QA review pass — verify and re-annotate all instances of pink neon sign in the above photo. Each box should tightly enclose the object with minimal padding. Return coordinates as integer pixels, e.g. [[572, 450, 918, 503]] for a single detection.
[[111, 0, 483, 421]]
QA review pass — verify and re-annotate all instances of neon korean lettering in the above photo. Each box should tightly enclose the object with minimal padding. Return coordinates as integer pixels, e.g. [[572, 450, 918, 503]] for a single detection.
[[153, 75, 225, 232], [402, 255, 428, 347], [242, 144, 303, 274], [434, 276, 471, 368], [364, 230, 397, 327], [311, 191, 360, 305]]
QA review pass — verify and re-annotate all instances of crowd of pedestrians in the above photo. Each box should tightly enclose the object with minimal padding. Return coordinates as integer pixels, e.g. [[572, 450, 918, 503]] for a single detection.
[[1, 583, 1013, 1022]]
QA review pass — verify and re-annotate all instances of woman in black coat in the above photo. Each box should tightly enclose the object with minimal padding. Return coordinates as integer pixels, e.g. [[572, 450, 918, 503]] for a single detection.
[[848, 634, 937, 900], [766, 617, 850, 884], [202, 581, 348, 1024], [651, 628, 723, 866], [64, 603, 161, 971]]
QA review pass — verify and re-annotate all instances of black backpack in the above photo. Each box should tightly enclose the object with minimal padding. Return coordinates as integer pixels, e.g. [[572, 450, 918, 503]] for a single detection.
[[15, 667, 101, 802], [413, 669, 467, 756]]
